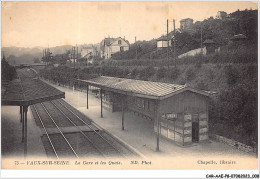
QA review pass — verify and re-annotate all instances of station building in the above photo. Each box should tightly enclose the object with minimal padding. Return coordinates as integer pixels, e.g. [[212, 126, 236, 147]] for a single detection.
[[78, 76, 211, 148]]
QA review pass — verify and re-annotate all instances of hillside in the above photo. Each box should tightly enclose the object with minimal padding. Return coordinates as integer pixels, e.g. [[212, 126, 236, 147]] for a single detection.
[[1, 45, 74, 64], [111, 9, 257, 60]]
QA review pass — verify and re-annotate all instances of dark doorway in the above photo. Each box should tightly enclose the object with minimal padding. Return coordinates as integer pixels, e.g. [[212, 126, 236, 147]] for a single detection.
[[192, 122, 199, 142]]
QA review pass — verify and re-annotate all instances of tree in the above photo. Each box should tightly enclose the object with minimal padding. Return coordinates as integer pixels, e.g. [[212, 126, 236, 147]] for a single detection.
[[33, 58, 40, 63], [1, 55, 17, 82], [7, 55, 16, 65]]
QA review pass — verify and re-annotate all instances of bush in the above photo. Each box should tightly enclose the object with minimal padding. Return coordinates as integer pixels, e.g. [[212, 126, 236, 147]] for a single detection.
[[139, 66, 155, 81], [130, 68, 138, 79], [169, 67, 180, 80], [157, 67, 167, 79], [196, 81, 208, 90], [185, 68, 196, 81], [225, 65, 239, 85]]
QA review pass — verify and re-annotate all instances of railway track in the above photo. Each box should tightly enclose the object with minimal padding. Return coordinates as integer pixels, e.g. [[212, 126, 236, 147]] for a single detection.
[[33, 104, 80, 158], [53, 99, 124, 156], [31, 99, 133, 159]]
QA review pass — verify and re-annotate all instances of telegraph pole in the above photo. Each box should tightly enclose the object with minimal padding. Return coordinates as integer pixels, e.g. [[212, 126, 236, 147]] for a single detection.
[[201, 24, 203, 55], [167, 19, 169, 70], [173, 19, 176, 68], [135, 36, 137, 60], [73, 46, 75, 69], [45, 49, 47, 64], [76, 45, 78, 69]]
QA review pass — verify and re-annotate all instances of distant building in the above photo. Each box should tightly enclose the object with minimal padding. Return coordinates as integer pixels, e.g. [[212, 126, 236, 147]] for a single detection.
[[230, 34, 247, 42], [81, 46, 98, 58], [216, 11, 228, 19], [229, 34, 247, 47], [100, 37, 130, 59], [180, 18, 194, 30], [81, 46, 98, 64], [156, 31, 175, 48], [203, 39, 217, 54], [179, 18, 195, 34], [156, 36, 172, 48]]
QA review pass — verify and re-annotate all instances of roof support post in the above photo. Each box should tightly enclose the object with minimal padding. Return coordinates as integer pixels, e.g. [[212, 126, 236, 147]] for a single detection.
[[86, 85, 89, 109], [155, 100, 161, 152], [100, 89, 103, 118], [121, 95, 125, 130], [23, 106, 28, 158], [21, 106, 24, 142], [20, 106, 22, 123]]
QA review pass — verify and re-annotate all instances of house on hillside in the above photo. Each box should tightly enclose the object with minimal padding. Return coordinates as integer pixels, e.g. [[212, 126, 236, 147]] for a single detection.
[[229, 34, 247, 49], [179, 18, 196, 34], [203, 39, 217, 55], [180, 18, 193, 30], [81, 46, 98, 58], [156, 36, 172, 48], [81, 46, 98, 64], [230, 34, 247, 43], [216, 11, 228, 20], [156, 31, 175, 48], [100, 37, 130, 59]]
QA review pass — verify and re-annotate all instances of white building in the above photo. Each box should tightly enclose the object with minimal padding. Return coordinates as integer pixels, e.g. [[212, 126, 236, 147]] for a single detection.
[[100, 37, 130, 59], [156, 36, 172, 48]]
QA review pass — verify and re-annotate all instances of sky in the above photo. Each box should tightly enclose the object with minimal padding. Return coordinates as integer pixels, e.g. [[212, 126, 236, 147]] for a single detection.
[[1, 1, 258, 48]]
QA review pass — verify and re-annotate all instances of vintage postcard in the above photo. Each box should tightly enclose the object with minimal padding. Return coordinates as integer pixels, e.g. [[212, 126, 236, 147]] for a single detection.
[[1, 1, 259, 177]]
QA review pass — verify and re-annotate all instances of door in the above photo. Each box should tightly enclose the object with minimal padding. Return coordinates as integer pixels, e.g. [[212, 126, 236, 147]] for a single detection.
[[192, 114, 199, 142], [192, 122, 199, 142]]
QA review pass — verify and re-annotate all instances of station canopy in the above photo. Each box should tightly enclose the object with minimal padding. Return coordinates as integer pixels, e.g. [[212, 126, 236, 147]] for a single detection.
[[78, 76, 211, 100], [2, 72, 65, 106]]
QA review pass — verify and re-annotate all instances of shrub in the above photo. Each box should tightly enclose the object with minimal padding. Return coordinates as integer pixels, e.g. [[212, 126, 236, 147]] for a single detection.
[[225, 65, 239, 86], [196, 81, 208, 90], [157, 67, 167, 79], [185, 68, 196, 81], [169, 67, 180, 80], [130, 68, 138, 79], [139, 66, 155, 80]]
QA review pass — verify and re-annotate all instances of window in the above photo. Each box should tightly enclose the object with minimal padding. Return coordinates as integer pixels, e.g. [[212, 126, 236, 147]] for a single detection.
[[120, 46, 124, 52], [118, 40, 122, 45], [147, 100, 151, 111], [136, 97, 145, 109]]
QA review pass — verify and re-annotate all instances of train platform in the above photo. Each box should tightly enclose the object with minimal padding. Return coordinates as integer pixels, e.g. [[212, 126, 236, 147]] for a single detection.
[[44, 81, 257, 160], [1, 106, 46, 158]]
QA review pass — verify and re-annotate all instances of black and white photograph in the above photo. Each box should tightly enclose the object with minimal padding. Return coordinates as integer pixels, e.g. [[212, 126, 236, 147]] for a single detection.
[[1, 1, 258, 177]]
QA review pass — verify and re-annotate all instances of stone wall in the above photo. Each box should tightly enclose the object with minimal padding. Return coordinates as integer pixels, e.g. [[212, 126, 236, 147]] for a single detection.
[[210, 134, 257, 154]]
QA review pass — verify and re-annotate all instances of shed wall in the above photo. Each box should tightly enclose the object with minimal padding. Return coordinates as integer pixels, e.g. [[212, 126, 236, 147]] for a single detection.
[[157, 91, 209, 145], [102, 90, 209, 146]]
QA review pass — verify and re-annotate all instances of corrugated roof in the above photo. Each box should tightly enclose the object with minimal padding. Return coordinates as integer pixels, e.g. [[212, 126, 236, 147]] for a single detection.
[[78, 76, 210, 100], [2, 69, 65, 106]]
